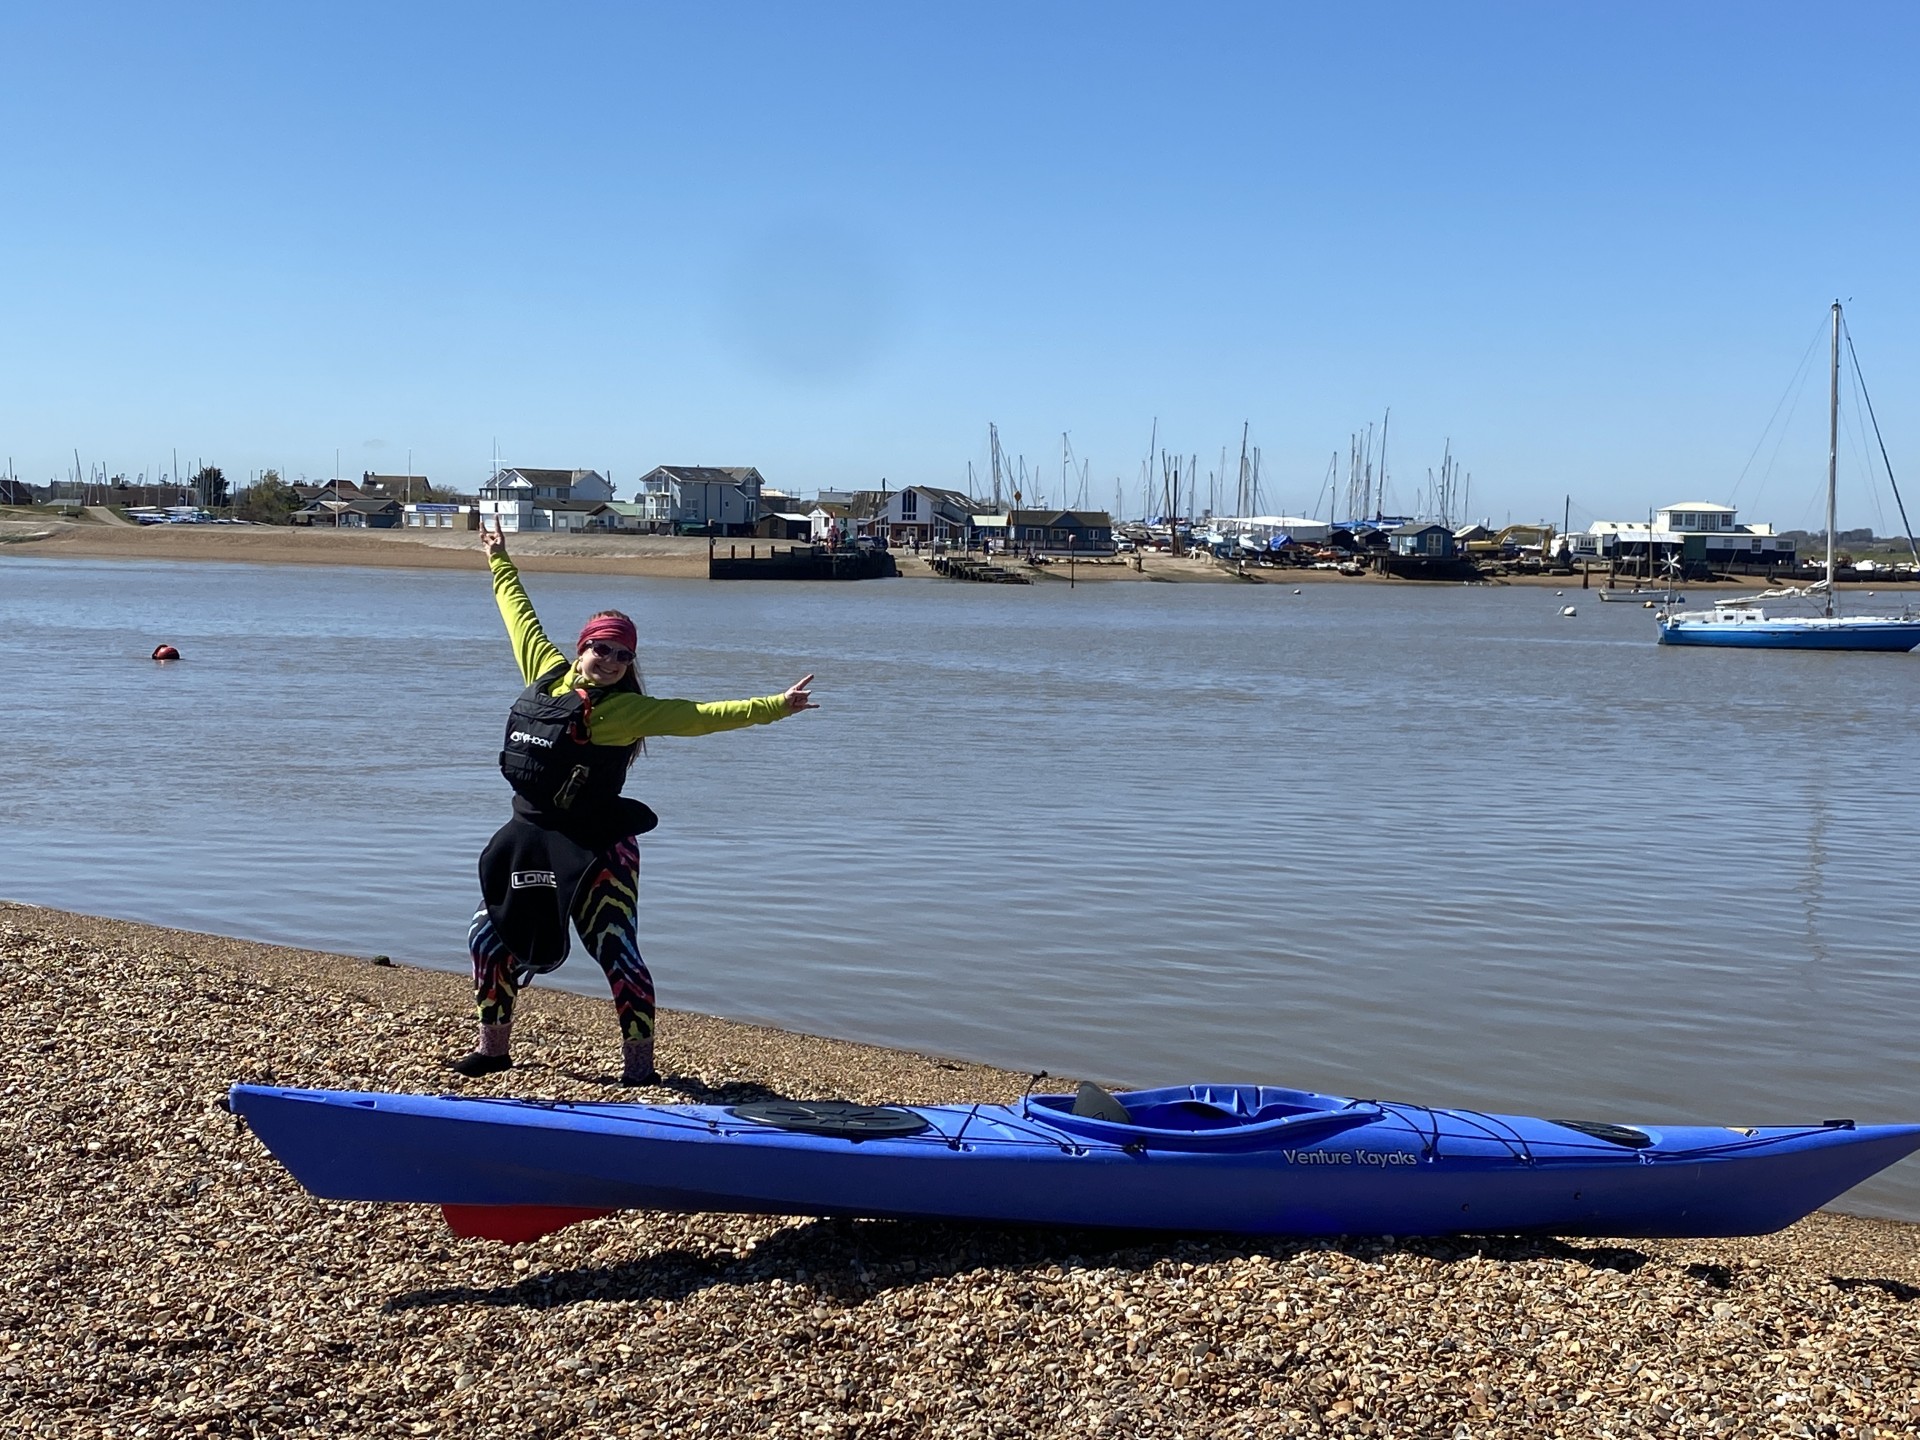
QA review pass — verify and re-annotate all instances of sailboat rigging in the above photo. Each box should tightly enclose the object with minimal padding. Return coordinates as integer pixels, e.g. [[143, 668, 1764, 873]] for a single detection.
[[1656, 303, 1920, 652]]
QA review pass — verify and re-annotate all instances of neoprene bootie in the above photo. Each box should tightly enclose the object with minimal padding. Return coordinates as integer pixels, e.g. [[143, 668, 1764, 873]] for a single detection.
[[450, 1051, 512, 1078], [451, 1022, 513, 1077], [621, 1037, 657, 1086]]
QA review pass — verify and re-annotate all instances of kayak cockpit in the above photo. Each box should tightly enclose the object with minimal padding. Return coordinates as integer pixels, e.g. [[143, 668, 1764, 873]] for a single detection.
[[1027, 1082, 1385, 1151]]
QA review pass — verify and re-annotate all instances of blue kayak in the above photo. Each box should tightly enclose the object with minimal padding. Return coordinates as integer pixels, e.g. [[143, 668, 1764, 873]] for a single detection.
[[227, 1080, 1920, 1243]]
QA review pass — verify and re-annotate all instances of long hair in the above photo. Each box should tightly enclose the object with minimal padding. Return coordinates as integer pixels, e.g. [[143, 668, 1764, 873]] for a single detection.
[[584, 608, 647, 763]]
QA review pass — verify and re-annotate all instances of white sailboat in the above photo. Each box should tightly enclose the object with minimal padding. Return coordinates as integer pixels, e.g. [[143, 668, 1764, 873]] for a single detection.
[[1657, 303, 1920, 652]]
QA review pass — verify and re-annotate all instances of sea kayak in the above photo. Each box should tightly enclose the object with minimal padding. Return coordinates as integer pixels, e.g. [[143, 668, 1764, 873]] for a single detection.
[[227, 1080, 1920, 1243]]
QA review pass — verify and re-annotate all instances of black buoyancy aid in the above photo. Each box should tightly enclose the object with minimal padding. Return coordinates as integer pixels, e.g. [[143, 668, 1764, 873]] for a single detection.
[[500, 664, 632, 812], [485, 665, 657, 976]]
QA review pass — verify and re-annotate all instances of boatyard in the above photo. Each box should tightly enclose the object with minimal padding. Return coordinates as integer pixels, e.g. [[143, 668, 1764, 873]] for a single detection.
[[11, 511, 1920, 594], [7, 902, 1920, 1440]]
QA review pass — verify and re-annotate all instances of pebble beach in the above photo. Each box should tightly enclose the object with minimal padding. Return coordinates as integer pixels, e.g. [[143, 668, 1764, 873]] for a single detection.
[[6, 900, 1920, 1439]]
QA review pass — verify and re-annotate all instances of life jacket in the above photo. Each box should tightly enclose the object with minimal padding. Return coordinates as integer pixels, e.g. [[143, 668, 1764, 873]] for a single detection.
[[498, 663, 636, 821], [485, 665, 656, 978]]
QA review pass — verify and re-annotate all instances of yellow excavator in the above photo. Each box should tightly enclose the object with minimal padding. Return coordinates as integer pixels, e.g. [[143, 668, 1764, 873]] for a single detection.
[[1463, 522, 1555, 558]]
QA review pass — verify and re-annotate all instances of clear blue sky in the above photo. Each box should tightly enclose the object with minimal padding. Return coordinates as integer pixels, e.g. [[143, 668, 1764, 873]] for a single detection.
[[5, 1, 1919, 532]]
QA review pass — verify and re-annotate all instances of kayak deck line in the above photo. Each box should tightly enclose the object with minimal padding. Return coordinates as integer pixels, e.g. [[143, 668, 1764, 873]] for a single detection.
[[227, 1080, 1920, 1244]]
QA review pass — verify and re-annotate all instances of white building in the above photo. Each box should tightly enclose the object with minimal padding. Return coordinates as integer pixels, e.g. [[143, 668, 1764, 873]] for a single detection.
[[401, 502, 474, 530], [478, 468, 615, 532], [873, 485, 979, 548], [633, 465, 765, 535], [1566, 501, 1796, 571]]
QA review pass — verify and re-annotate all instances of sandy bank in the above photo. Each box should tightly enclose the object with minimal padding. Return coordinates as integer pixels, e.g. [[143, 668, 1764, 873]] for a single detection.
[[6, 519, 717, 580], [13, 516, 1917, 592], [5, 900, 1920, 1439]]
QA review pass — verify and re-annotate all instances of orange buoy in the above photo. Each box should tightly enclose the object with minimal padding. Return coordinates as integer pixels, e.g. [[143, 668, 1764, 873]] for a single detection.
[[152, 644, 181, 661]]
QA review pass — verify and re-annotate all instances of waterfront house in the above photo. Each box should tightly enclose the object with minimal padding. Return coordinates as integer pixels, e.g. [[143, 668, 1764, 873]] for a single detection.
[[875, 485, 979, 549], [347, 497, 402, 528], [288, 482, 357, 524], [295, 495, 402, 528], [479, 468, 614, 533], [360, 472, 429, 501], [1565, 502, 1796, 577], [291, 479, 362, 505], [1006, 509, 1116, 554], [632, 465, 765, 536], [587, 501, 649, 533]]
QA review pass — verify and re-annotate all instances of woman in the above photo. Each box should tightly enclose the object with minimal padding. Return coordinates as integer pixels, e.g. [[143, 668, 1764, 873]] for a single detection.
[[456, 517, 816, 1084]]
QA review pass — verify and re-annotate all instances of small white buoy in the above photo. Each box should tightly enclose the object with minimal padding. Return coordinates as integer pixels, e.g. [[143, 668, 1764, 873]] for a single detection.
[[1292, 588, 1302, 595], [1555, 590, 1564, 596], [1560, 605, 1577, 617]]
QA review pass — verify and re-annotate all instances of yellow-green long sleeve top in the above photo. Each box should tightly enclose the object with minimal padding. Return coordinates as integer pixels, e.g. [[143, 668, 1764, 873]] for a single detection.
[[489, 552, 792, 744]]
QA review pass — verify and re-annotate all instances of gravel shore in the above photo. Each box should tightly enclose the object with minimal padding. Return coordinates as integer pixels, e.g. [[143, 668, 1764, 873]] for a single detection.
[[6, 901, 1919, 1439]]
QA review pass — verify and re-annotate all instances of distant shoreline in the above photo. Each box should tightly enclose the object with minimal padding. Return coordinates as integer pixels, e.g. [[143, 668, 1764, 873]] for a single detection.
[[7, 516, 1919, 589]]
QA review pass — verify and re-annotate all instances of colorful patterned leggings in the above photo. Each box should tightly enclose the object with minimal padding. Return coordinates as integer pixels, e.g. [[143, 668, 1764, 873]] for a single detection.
[[468, 836, 655, 1042]]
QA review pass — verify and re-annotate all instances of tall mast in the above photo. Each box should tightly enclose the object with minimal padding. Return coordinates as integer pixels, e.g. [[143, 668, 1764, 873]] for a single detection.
[[1826, 300, 1841, 615], [988, 423, 1004, 509], [1236, 421, 1249, 518], [1377, 408, 1390, 519]]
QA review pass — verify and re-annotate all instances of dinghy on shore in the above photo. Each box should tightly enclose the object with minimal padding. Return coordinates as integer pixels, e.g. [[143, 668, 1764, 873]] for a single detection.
[[228, 1080, 1920, 1244]]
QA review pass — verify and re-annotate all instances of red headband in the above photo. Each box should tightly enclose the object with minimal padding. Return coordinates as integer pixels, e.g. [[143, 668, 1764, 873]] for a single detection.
[[577, 614, 637, 654]]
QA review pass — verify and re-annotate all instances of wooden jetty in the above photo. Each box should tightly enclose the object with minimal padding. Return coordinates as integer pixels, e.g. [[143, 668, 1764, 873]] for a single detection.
[[928, 554, 1032, 584], [708, 543, 897, 581]]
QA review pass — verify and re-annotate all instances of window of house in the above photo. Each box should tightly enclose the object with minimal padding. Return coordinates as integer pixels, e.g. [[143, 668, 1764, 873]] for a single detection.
[[901, 491, 919, 519]]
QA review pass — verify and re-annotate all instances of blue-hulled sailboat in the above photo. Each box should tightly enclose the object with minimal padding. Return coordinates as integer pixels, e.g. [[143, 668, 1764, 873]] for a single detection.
[[1657, 303, 1920, 652]]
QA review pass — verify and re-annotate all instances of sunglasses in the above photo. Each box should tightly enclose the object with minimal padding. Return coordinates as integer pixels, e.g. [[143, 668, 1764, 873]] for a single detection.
[[583, 640, 634, 664]]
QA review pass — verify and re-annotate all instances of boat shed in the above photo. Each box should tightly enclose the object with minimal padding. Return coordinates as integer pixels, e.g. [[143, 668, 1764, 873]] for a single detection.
[[754, 510, 814, 541], [1389, 522, 1457, 558]]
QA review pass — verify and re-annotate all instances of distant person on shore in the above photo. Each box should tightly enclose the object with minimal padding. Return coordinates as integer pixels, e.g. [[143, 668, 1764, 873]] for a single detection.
[[456, 517, 818, 1085]]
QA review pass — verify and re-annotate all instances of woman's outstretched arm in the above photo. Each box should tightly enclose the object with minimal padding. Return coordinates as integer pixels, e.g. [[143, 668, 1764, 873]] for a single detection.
[[480, 517, 565, 684]]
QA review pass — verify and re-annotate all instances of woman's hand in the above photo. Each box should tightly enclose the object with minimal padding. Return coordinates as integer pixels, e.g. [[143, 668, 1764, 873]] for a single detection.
[[480, 515, 508, 559], [783, 674, 819, 712]]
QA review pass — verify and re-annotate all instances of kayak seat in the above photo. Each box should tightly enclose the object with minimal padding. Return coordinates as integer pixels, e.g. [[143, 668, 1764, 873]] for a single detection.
[[1129, 1099, 1304, 1131], [1071, 1082, 1133, 1124], [1034, 1084, 1381, 1149]]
